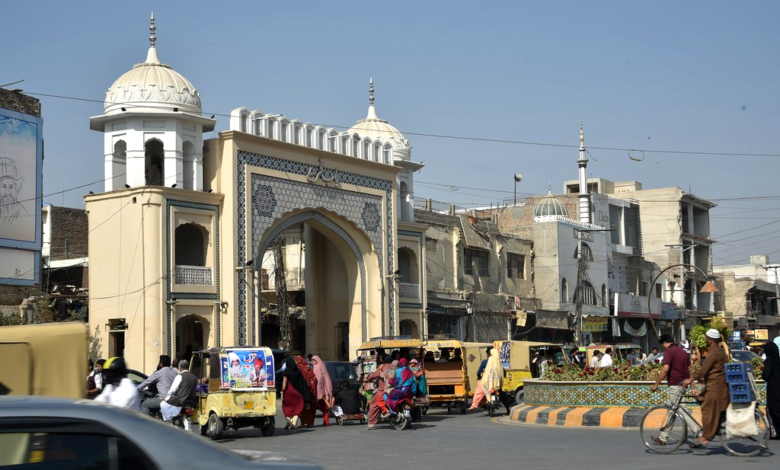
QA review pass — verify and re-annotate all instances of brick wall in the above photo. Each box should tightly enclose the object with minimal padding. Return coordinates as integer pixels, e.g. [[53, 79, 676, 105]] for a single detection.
[[50, 206, 88, 260], [0, 89, 41, 117]]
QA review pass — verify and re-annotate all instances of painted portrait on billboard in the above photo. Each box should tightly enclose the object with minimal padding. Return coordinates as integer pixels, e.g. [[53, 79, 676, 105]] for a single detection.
[[0, 108, 42, 286], [0, 110, 40, 243]]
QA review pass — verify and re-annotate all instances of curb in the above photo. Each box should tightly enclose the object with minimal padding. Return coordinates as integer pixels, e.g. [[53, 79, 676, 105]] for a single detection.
[[508, 404, 705, 428]]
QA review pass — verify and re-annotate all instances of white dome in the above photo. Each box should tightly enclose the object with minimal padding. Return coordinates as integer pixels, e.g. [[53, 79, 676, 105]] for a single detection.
[[103, 15, 202, 116], [347, 79, 408, 145], [534, 187, 569, 219]]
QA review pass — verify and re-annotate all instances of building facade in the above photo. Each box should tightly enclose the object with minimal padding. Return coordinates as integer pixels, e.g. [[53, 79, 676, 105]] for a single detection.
[[86, 16, 424, 371]]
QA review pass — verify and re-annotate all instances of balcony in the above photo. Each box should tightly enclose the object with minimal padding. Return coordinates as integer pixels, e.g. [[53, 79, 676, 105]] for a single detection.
[[399, 282, 421, 302], [175, 265, 213, 286]]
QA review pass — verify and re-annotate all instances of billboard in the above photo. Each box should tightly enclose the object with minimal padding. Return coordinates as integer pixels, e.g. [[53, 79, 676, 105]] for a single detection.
[[0, 108, 42, 285], [220, 348, 275, 390]]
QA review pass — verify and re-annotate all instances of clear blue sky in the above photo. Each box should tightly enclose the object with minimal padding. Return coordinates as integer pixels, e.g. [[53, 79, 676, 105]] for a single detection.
[[3, 1, 779, 267]]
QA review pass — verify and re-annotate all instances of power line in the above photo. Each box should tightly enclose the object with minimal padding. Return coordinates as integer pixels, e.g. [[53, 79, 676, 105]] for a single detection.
[[25, 90, 780, 158]]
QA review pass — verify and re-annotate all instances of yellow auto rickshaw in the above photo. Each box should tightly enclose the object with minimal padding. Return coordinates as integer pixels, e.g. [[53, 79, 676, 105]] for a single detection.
[[421, 339, 491, 414], [193, 346, 276, 440], [494, 340, 568, 405]]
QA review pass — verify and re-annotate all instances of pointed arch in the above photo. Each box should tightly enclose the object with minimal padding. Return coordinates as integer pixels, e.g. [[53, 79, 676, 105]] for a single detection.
[[144, 138, 164, 186]]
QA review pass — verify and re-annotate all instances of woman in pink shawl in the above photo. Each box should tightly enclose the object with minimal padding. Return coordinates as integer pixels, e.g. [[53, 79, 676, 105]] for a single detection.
[[311, 355, 333, 426]]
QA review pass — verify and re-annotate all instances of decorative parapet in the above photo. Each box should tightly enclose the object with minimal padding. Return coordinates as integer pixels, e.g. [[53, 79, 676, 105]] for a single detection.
[[523, 378, 767, 408], [398, 282, 420, 302], [174, 265, 213, 286]]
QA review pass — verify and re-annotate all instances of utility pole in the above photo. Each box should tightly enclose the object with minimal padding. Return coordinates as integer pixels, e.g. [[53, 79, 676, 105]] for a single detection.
[[665, 244, 697, 342], [574, 227, 613, 346]]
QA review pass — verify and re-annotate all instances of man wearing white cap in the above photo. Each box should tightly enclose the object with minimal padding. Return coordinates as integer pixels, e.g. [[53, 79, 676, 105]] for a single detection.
[[683, 328, 730, 448]]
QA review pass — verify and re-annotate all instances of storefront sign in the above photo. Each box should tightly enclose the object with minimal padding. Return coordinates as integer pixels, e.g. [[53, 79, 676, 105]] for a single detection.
[[747, 329, 769, 340], [614, 293, 661, 319], [582, 316, 608, 332], [661, 302, 679, 320]]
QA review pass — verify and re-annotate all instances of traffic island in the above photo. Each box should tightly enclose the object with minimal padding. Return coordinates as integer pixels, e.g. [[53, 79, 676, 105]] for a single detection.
[[505, 378, 765, 428], [508, 404, 704, 428]]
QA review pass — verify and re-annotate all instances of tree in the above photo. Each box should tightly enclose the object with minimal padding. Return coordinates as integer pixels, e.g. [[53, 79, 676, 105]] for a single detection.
[[273, 237, 292, 350]]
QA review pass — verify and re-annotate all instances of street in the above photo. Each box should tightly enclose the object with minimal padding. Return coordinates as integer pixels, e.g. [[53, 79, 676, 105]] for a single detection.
[[214, 406, 778, 470]]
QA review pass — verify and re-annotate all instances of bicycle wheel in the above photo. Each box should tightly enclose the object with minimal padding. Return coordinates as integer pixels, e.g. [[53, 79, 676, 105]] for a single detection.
[[722, 409, 769, 457], [640, 405, 687, 454]]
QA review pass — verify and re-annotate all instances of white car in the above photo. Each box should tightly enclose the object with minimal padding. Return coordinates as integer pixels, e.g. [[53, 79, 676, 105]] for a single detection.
[[0, 396, 320, 470]]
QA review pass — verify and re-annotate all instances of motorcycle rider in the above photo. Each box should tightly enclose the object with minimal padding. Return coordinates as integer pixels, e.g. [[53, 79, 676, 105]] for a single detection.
[[136, 355, 178, 416], [94, 357, 141, 411], [161, 359, 198, 430]]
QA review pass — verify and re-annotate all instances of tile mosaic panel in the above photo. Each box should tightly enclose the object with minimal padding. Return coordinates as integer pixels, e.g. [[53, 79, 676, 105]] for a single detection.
[[524, 380, 768, 408], [236, 151, 395, 346]]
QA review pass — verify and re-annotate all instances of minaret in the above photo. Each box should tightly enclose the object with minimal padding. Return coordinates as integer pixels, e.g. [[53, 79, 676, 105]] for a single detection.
[[578, 122, 590, 224]]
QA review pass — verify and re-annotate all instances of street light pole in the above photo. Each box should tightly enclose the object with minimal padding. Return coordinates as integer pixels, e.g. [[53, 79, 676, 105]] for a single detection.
[[513, 173, 522, 206]]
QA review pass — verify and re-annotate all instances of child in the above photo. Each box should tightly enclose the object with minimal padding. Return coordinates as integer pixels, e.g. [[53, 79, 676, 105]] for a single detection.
[[334, 380, 367, 417]]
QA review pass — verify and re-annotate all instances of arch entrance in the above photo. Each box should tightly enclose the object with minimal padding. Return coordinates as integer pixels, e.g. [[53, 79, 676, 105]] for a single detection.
[[253, 210, 382, 360], [175, 314, 211, 362]]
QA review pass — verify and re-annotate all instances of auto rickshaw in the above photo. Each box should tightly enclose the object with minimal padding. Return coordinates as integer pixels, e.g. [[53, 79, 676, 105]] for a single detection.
[[494, 340, 568, 405], [192, 347, 276, 440], [356, 338, 428, 419], [421, 339, 491, 414]]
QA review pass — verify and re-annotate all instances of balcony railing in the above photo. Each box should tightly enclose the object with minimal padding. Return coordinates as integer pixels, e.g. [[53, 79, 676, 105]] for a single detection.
[[175, 265, 213, 286], [398, 282, 420, 302]]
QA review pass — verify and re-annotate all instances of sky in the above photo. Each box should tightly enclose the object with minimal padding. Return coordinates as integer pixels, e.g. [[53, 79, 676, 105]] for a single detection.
[[3, 1, 780, 268]]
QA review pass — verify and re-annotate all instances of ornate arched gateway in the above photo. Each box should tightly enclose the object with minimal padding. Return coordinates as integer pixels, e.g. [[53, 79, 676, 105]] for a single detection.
[[235, 149, 396, 358]]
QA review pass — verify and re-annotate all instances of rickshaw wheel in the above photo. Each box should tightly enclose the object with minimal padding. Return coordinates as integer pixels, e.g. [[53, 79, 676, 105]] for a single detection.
[[208, 413, 224, 440], [411, 407, 422, 422], [337, 416, 344, 426], [514, 389, 524, 406], [260, 417, 275, 436]]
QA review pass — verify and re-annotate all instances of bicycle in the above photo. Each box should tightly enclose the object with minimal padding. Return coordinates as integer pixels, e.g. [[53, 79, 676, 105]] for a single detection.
[[639, 391, 770, 457]]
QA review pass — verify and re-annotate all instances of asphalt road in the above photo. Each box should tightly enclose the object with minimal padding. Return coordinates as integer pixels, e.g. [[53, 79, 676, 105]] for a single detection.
[[214, 406, 778, 470]]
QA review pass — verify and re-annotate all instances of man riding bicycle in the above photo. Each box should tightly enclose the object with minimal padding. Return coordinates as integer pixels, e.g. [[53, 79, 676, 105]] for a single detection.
[[682, 329, 730, 448], [650, 334, 702, 445]]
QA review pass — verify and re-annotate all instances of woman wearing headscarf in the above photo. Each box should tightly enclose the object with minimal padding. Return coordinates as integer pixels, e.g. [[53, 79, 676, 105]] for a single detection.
[[385, 358, 416, 414], [763, 340, 780, 439], [281, 356, 308, 429], [295, 355, 319, 427], [469, 348, 504, 410], [311, 355, 333, 426]]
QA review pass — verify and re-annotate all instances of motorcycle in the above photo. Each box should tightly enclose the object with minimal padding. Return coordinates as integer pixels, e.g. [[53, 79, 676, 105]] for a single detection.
[[141, 389, 194, 430], [484, 389, 502, 417], [377, 398, 413, 430]]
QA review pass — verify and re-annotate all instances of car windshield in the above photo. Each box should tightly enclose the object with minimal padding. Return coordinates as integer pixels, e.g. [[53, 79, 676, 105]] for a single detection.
[[328, 362, 358, 380]]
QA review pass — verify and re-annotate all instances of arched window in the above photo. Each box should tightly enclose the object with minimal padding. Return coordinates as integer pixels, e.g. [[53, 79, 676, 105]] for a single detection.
[[575, 281, 598, 306], [239, 111, 249, 133], [144, 139, 164, 186], [175, 223, 208, 266], [374, 142, 382, 163], [113, 140, 127, 189], [363, 139, 371, 160], [318, 129, 326, 150], [561, 279, 569, 303], [383, 144, 392, 164], [341, 135, 349, 155], [396, 247, 418, 284], [574, 242, 594, 261]]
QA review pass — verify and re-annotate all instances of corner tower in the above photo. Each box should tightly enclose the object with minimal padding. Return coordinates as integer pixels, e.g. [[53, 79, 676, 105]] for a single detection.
[[90, 13, 215, 192]]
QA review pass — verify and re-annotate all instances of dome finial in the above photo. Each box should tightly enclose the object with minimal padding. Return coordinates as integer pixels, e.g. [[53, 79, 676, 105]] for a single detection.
[[548, 183, 552, 194], [580, 121, 584, 144], [369, 77, 375, 106], [150, 13, 156, 47]]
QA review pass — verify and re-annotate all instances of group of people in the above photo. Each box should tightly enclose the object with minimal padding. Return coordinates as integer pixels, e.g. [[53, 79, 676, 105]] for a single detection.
[[587, 348, 614, 368], [651, 330, 780, 447], [279, 355, 335, 429], [362, 353, 423, 430], [87, 355, 198, 428]]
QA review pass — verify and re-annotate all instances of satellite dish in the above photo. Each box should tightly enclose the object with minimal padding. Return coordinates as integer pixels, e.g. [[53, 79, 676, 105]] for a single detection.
[[514, 173, 523, 182]]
